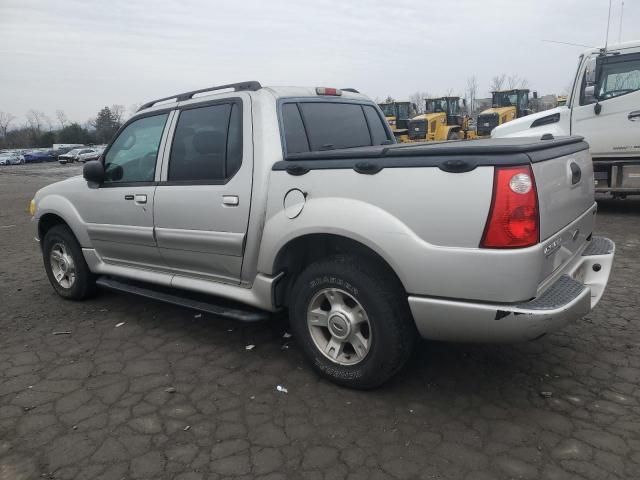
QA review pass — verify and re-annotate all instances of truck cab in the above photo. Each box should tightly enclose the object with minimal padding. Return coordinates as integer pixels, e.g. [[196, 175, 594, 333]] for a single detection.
[[492, 41, 640, 196], [408, 97, 477, 141], [477, 89, 531, 137], [377, 101, 416, 142]]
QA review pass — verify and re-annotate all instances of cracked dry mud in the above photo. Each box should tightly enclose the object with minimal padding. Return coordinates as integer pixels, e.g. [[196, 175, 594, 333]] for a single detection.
[[1, 163, 639, 479]]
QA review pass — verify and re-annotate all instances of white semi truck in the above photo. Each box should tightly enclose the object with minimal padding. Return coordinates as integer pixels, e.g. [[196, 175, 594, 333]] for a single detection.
[[493, 41, 640, 197]]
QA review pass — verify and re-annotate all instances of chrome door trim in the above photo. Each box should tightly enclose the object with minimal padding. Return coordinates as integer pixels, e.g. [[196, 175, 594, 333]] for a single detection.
[[86, 223, 156, 246], [154, 227, 245, 257]]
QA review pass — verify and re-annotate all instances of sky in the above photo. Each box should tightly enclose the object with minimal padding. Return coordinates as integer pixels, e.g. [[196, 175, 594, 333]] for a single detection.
[[0, 0, 638, 125]]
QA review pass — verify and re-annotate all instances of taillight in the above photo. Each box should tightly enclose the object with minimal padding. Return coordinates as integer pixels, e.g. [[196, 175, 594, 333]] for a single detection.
[[316, 87, 342, 96], [480, 165, 539, 248]]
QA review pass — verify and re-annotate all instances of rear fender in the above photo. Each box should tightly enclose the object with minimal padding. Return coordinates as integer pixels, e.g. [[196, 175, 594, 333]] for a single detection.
[[257, 197, 415, 286]]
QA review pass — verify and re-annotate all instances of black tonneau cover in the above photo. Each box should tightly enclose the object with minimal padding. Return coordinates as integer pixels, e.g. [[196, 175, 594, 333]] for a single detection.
[[273, 136, 588, 174]]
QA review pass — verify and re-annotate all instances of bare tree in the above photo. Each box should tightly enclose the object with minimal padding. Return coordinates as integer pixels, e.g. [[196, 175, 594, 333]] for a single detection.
[[56, 110, 68, 130], [506, 74, 530, 90], [110, 104, 125, 125], [490, 73, 506, 92], [408, 91, 431, 114], [0, 111, 16, 138], [465, 76, 478, 114], [26, 110, 46, 133]]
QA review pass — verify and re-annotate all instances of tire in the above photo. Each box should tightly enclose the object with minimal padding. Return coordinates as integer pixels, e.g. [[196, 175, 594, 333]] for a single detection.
[[447, 130, 460, 140], [289, 255, 415, 389], [42, 224, 96, 300]]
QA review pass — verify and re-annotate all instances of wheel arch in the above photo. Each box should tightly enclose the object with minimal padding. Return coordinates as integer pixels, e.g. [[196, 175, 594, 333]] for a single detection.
[[271, 233, 407, 307]]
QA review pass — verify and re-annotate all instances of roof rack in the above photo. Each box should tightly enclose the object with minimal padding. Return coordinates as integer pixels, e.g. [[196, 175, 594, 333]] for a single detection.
[[138, 81, 262, 111], [341, 88, 360, 93]]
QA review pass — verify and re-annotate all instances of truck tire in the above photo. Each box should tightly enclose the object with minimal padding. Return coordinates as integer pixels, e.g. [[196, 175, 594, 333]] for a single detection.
[[42, 224, 96, 300], [289, 255, 415, 389], [447, 130, 460, 140]]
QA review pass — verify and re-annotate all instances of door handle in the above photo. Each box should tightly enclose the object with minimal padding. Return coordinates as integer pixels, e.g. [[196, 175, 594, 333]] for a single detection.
[[629, 110, 640, 121], [124, 195, 134, 200], [134, 194, 147, 204], [223, 195, 239, 206]]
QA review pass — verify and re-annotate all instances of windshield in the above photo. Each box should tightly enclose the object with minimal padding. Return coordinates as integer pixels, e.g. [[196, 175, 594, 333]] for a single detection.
[[492, 92, 518, 107], [425, 99, 447, 113], [378, 103, 395, 117], [396, 103, 411, 119]]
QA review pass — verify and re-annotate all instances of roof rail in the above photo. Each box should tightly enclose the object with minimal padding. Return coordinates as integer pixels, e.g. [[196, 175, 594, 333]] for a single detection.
[[341, 88, 360, 93], [138, 81, 262, 111]]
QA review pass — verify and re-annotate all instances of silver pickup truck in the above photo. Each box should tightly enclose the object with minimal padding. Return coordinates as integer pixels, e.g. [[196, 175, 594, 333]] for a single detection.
[[30, 81, 615, 388]]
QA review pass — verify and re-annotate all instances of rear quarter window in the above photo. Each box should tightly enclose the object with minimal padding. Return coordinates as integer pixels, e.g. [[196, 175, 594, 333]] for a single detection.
[[281, 100, 390, 155]]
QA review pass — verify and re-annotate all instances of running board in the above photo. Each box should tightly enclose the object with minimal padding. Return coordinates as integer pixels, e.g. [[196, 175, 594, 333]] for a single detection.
[[96, 276, 270, 322]]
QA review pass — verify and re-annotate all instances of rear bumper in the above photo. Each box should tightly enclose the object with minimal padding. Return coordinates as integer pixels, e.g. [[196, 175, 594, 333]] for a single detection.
[[409, 236, 615, 343]]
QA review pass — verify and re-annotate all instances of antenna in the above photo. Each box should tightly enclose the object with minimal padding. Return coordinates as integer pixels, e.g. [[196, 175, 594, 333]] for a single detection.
[[618, 0, 624, 43], [541, 39, 595, 48], [604, 0, 612, 51]]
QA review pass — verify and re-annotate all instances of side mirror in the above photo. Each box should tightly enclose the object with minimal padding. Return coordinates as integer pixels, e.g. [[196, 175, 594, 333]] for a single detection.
[[83, 160, 104, 184], [584, 85, 597, 105], [585, 56, 597, 84]]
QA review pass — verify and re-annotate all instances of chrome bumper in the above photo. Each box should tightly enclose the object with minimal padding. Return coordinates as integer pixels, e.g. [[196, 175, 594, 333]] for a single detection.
[[409, 236, 615, 343]]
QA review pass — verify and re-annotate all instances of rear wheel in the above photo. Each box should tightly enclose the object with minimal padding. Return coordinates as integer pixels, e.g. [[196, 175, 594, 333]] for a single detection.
[[447, 130, 460, 140], [289, 255, 415, 389], [42, 225, 96, 300]]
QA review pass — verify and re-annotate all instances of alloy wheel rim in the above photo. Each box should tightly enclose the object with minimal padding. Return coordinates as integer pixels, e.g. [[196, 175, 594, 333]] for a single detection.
[[50, 242, 76, 289], [307, 287, 372, 366]]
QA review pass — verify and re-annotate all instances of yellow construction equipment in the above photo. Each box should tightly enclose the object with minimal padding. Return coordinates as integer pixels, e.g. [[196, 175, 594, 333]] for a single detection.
[[378, 101, 417, 143], [407, 97, 476, 142], [476, 89, 531, 137], [556, 95, 568, 107]]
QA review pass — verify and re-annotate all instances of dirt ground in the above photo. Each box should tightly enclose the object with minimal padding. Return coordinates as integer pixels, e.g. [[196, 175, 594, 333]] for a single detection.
[[1, 163, 639, 480]]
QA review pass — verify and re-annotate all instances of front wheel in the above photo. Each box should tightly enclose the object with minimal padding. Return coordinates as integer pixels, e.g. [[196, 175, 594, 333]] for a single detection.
[[289, 255, 415, 389], [42, 225, 96, 300], [447, 130, 460, 140]]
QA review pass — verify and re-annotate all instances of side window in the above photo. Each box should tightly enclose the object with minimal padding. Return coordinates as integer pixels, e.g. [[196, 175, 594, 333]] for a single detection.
[[598, 56, 640, 100], [282, 103, 310, 154], [104, 113, 168, 184], [298, 102, 370, 151], [168, 102, 242, 182], [363, 106, 390, 145]]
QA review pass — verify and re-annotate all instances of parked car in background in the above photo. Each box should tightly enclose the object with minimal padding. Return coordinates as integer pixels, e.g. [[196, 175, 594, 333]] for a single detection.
[[53, 146, 82, 159], [0, 152, 25, 165], [23, 150, 57, 163], [78, 147, 103, 163], [58, 148, 86, 164]]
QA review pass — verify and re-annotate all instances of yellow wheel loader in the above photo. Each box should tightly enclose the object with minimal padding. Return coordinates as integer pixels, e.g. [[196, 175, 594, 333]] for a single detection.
[[476, 89, 532, 137], [407, 97, 476, 142], [378, 101, 417, 143]]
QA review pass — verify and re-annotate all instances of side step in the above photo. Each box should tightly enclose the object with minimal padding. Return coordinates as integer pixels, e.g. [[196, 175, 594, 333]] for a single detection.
[[96, 276, 270, 323]]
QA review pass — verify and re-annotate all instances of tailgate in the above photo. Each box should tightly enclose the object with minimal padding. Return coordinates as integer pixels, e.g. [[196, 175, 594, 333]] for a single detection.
[[532, 147, 596, 283], [533, 147, 595, 240]]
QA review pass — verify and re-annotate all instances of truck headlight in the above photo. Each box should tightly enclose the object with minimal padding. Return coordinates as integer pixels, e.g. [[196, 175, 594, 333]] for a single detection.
[[29, 199, 36, 216]]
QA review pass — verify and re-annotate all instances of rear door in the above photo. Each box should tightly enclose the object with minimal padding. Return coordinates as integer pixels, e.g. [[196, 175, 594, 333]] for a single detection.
[[153, 94, 252, 284], [572, 51, 640, 157]]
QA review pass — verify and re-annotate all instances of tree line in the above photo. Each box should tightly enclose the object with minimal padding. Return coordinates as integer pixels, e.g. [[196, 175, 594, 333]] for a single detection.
[[0, 104, 138, 150]]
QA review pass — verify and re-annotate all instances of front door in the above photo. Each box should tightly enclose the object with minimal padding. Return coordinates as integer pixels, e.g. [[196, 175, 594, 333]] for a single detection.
[[153, 95, 252, 284], [75, 112, 172, 268], [572, 52, 640, 158]]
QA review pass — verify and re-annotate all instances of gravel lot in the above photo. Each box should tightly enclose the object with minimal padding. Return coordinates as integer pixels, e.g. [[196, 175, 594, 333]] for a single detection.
[[1, 163, 639, 480]]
